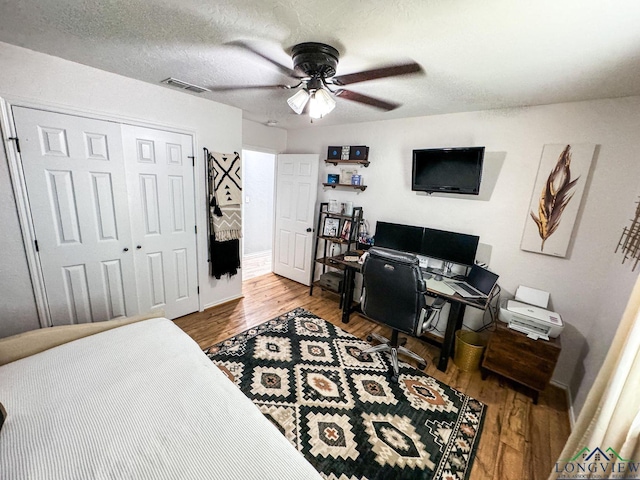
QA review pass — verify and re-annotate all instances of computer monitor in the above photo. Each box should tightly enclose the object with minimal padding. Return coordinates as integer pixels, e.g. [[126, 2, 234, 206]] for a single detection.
[[420, 227, 479, 267], [374, 221, 423, 254]]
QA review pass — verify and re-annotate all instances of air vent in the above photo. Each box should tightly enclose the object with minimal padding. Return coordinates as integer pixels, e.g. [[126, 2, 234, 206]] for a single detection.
[[160, 78, 209, 94]]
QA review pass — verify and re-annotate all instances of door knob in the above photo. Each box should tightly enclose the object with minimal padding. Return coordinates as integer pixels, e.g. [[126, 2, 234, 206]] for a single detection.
[[136, 245, 142, 249], [123, 247, 129, 252], [306, 228, 312, 232]]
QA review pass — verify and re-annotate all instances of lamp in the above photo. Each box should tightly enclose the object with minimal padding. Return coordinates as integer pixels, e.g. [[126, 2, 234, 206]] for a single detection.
[[287, 89, 310, 114], [287, 85, 336, 118], [309, 88, 336, 119]]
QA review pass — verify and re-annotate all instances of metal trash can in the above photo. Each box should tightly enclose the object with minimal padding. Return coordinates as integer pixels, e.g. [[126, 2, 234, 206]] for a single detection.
[[454, 330, 487, 372]]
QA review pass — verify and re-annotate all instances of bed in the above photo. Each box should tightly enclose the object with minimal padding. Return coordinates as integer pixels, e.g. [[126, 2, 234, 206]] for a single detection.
[[0, 315, 323, 480]]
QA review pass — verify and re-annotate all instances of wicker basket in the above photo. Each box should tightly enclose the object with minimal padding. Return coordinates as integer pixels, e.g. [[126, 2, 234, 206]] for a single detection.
[[454, 330, 487, 372]]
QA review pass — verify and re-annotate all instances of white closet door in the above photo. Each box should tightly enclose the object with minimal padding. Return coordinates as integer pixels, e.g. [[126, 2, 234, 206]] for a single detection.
[[122, 125, 198, 318], [13, 107, 138, 325]]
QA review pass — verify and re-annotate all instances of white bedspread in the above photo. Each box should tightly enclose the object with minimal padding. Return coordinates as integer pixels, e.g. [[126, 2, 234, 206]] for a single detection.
[[0, 318, 322, 480]]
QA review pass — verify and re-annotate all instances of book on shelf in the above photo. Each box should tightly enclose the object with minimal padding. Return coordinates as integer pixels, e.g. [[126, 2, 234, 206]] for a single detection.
[[344, 251, 360, 262]]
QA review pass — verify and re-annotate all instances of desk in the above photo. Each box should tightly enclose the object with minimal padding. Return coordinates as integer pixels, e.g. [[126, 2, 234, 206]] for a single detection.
[[330, 253, 490, 372]]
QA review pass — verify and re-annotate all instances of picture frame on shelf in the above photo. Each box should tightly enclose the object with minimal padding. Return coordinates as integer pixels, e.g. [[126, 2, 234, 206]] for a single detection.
[[322, 217, 341, 237], [341, 220, 352, 240], [351, 175, 362, 186], [327, 173, 339, 184], [340, 167, 358, 185], [341, 146, 351, 160]]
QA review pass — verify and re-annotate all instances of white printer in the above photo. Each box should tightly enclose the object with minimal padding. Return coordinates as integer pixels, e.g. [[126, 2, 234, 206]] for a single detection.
[[498, 286, 564, 340]]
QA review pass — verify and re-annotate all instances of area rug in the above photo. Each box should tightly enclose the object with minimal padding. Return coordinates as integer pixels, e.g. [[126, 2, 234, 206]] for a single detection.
[[205, 307, 485, 480]]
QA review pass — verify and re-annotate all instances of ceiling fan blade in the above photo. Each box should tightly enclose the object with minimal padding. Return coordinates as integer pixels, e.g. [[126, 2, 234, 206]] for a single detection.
[[207, 84, 293, 92], [334, 89, 400, 111], [332, 62, 422, 86], [226, 40, 302, 79]]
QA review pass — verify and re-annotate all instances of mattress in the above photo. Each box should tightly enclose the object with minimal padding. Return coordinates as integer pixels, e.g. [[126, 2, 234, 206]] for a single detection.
[[0, 318, 322, 480]]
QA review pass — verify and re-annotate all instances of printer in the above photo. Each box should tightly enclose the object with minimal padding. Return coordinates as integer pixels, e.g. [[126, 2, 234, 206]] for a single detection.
[[498, 286, 564, 341]]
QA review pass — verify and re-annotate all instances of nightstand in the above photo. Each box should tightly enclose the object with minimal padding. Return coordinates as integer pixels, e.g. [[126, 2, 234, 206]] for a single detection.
[[481, 322, 561, 404]]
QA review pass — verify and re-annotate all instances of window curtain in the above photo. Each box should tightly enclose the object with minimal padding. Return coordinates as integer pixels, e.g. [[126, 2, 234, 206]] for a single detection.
[[549, 275, 640, 479]]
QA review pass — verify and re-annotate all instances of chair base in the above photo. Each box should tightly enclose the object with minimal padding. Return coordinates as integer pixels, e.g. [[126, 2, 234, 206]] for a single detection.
[[361, 330, 427, 382]]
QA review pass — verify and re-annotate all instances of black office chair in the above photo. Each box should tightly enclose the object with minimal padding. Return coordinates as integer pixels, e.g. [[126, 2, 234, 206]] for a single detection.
[[359, 247, 445, 381]]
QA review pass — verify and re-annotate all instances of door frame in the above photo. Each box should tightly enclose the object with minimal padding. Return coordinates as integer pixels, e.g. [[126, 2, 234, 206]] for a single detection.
[[0, 96, 202, 327]]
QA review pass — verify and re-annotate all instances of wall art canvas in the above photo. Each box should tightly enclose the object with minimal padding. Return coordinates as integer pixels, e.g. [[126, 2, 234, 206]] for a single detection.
[[615, 196, 640, 271], [521, 144, 595, 257]]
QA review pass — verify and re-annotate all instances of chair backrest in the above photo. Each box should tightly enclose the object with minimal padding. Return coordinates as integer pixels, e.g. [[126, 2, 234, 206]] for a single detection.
[[361, 247, 427, 335]]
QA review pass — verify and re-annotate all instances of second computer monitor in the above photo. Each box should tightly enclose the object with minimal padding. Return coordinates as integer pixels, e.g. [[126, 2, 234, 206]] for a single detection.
[[373, 221, 479, 267], [420, 227, 479, 267]]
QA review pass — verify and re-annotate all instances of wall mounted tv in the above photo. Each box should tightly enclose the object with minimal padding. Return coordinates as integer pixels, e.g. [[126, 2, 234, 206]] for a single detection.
[[412, 146, 485, 195]]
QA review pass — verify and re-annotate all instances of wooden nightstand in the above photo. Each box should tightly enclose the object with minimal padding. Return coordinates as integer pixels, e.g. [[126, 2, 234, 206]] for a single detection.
[[481, 322, 561, 403]]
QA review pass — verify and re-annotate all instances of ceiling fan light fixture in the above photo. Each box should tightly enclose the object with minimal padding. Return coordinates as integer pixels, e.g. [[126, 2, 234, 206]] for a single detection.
[[287, 89, 310, 114], [309, 88, 336, 119]]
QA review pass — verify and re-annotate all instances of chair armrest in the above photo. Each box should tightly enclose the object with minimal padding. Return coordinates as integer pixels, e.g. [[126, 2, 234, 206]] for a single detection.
[[430, 297, 446, 310]]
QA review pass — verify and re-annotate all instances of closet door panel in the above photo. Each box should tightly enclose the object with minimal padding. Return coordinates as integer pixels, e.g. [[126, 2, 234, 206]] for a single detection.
[[122, 125, 198, 319], [13, 107, 138, 325]]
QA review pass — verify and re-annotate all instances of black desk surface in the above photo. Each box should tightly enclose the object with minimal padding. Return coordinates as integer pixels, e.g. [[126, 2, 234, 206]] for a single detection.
[[329, 253, 490, 310], [329, 253, 492, 371]]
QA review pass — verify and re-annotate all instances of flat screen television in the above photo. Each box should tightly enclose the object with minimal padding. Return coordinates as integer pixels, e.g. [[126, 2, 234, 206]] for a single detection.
[[420, 227, 479, 267], [373, 221, 423, 254], [412, 147, 485, 195]]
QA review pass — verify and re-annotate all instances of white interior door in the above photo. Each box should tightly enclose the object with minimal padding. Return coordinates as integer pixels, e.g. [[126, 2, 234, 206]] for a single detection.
[[273, 154, 319, 285], [122, 125, 199, 318], [14, 107, 138, 325]]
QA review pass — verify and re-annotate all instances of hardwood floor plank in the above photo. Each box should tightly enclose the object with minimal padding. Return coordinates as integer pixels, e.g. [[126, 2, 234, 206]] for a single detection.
[[173, 273, 572, 480], [467, 374, 509, 478], [493, 442, 526, 480], [498, 388, 531, 453]]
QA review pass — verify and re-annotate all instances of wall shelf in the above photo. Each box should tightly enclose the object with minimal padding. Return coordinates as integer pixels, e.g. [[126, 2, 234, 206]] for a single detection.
[[324, 159, 370, 167], [316, 235, 350, 244], [322, 183, 367, 191]]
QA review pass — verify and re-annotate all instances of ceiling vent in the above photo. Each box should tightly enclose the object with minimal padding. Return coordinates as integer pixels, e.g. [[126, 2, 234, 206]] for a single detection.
[[160, 77, 209, 93]]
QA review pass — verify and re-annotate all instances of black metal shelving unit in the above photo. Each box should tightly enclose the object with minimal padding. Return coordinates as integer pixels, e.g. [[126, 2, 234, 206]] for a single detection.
[[309, 202, 363, 300]]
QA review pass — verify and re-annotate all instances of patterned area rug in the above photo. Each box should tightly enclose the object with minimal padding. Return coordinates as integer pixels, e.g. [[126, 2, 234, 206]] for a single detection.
[[205, 308, 485, 480]]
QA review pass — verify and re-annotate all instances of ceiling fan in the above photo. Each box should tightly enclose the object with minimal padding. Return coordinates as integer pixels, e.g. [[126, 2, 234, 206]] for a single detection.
[[209, 41, 423, 119]]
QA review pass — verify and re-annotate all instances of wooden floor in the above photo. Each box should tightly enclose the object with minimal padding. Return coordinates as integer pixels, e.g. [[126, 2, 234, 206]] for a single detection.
[[174, 273, 571, 480]]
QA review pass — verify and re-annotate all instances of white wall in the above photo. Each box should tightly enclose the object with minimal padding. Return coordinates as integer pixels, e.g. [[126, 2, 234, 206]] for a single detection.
[[286, 97, 640, 413], [242, 150, 275, 255], [243, 119, 287, 153], [0, 41, 244, 336]]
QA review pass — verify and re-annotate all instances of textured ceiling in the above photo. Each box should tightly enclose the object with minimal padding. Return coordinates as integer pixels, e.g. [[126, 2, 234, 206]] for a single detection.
[[1, 0, 640, 129]]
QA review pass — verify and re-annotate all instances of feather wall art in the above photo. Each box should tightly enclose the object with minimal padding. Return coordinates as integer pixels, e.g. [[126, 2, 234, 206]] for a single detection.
[[521, 144, 595, 257], [530, 145, 579, 251], [615, 196, 640, 271]]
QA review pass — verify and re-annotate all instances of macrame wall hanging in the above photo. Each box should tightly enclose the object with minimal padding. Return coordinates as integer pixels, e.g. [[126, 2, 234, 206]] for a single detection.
[[205, 149, 242, 279]]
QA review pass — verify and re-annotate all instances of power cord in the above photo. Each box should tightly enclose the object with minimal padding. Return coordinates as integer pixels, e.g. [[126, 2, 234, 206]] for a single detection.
[[472, 283, 501, 333]]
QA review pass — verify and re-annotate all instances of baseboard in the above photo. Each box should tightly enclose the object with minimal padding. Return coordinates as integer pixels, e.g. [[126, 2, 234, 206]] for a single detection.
[[203, 294, 244, 311], [550, 380, 576, 429]]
